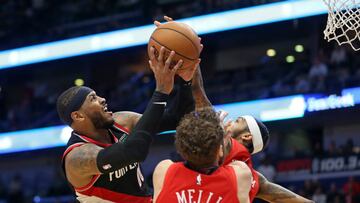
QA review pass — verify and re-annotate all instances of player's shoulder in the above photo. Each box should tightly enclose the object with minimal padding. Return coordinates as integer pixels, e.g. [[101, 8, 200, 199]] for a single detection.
[[153, 159, 174, 192], [154, 159, 173, 175], [112, 111, 142, 131], [229, 161, 252, 179], [65, 143, 103, 165]]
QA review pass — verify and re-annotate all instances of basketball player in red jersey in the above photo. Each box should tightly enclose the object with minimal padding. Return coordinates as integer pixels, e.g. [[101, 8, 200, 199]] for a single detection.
[[156, 17, 312, 203], [223, 115, 314, 203], [191, 70, 314, 202], [153, 108, 252, 203], [153, 16, 313, 203], [193, 70, 313, 202], [57, 47, 201, 202]]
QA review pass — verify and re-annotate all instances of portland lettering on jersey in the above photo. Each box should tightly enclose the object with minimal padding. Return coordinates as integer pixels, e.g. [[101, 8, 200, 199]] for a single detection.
[[109, 162, 138, 182], [175, 189, 223, 203]]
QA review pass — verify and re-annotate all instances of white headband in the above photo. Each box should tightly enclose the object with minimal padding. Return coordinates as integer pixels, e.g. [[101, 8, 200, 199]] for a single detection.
[[241, 115, 263, 154]]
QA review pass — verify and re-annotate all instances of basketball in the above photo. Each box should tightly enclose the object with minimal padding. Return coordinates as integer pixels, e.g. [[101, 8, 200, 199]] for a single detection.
[[148, 21, 201, 70]]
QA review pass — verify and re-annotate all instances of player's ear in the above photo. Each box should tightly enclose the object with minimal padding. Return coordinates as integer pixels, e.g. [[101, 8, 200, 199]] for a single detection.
[[218, 144, 224, 158], [240, 133, 252, 141], [71, 111, 85, 122]]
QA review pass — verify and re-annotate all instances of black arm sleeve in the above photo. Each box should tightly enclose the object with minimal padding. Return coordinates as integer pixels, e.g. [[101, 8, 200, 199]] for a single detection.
[[157, 77, 195, 132], [96, 91, 169, 173]]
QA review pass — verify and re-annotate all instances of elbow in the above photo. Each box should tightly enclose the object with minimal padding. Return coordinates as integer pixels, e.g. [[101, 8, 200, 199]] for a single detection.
[[131, 145, 151, 162], [136, 150, 149, 162]]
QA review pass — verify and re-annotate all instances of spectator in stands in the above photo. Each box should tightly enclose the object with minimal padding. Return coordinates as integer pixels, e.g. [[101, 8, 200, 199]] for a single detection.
[[330, 46, 348, 66], [343, 138, 355, 155], [327, 140, 341, 156], [303, 179, 316, 198], [327, 183, 345, 203], [257, 155, 276, 182], [328, 66, 350, 91], [313, 141, 324, 157], [343, 176, 360, 203], [308, 57, 328, 92], [312, 186, 326, 203], [294, 75, 310, 93]]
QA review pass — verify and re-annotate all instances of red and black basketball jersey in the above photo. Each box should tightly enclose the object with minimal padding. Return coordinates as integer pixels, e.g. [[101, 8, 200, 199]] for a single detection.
[[62, 122, 152, 203], [223, 138, 259, 202], [156, 162, 240, 203]]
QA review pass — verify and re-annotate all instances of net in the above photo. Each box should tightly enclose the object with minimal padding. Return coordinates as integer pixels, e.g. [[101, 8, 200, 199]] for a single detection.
[[323, 0, 360, 51]]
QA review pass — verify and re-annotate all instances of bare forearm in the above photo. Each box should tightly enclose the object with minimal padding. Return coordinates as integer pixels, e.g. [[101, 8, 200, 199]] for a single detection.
[[192, 89, 212, 109], [257, 182, 313, 203], [256, 172, 314, 203], [192, 66, 212, 109]]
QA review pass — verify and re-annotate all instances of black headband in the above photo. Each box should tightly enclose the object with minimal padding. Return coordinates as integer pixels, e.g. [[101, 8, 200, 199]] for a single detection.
[[63, 86, 93, 125]]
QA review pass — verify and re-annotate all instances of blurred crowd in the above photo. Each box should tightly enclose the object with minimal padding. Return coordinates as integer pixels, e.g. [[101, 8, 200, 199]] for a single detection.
[[293, 177, 360, 203], [1, 43, 360, 133], [256, 160, 360, 203], [256, 136, 360, 203], [205, 46, 360, 104], [0, 0, 283, 50]]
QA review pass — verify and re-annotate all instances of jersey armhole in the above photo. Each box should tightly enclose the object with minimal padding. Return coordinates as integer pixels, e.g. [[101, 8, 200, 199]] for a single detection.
[[113, 121, 130, 134]]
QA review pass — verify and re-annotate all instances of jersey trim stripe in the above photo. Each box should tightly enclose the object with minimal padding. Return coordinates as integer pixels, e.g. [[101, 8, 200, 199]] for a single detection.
[[74, 133, 112, 148], [78, 186, 152, 203], [62, 142, 86, 160], [113, 122, 130, 134], [75, 174, 101, 192]]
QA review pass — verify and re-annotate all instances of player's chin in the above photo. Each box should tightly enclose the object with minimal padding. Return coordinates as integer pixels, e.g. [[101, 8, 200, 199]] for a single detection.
[[105, 111, 114, 121], [104, 116, 115, 128], [101, 111, 113, 123]]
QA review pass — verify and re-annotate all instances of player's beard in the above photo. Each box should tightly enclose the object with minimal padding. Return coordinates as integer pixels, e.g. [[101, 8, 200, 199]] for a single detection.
[[89, 111, 114, 129], [242, 140, 254, 154]]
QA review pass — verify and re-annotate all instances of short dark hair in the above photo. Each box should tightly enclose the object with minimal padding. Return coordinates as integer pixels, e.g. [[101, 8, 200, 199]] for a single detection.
[[255, 118, 270, 150], [175, 107, 224, 168], [56, 86, 92, 125]]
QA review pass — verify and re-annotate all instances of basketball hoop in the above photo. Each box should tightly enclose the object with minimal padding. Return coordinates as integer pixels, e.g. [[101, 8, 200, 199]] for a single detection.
[[323, 0, 360, 51]]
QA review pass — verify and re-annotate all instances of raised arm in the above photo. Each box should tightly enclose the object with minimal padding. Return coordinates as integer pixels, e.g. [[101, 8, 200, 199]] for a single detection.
[[256, 172, 314, 203], [191, 65, 212, 109], [65, 46, 182, 188], [114, 64, 213, 133]]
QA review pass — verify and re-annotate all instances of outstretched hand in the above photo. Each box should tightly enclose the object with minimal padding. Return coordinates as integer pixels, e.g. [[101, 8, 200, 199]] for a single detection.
[[154, 16, 203, 82], [154, 16, 173, 27], [218, 110, 234, 134], [149, 46, 183, 94]]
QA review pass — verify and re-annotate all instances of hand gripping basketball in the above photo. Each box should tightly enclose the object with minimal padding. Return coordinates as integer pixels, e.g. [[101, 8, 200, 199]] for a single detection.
[[149, 16, 203, 81]]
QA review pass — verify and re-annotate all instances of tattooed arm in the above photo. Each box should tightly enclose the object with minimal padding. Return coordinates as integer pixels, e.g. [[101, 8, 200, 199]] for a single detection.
[[65, 144, 103, 188], [256, 172, 314, 203], [192, 66, 212, 109]]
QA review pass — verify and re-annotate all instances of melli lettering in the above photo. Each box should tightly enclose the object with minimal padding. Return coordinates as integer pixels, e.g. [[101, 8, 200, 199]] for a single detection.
[[175, 189, 223, 203]]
